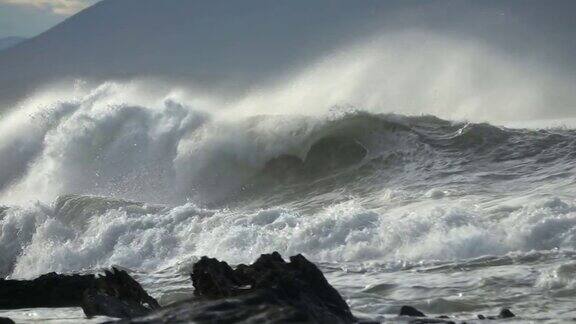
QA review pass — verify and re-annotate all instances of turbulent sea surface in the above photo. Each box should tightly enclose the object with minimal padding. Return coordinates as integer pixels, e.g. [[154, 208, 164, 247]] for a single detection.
[[1, 83, 576, 322]]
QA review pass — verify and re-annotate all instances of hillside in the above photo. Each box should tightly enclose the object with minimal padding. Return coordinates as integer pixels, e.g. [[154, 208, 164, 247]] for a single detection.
[[0, 0, 574, 106], [0, 0, 392, 104], [0, 37, 26, 51]]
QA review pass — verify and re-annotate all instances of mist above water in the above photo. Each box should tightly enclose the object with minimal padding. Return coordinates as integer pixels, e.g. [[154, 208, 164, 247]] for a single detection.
[[1, 2, 576, 322], [1, 22, 576, 205], [1, 0, 575, 121]]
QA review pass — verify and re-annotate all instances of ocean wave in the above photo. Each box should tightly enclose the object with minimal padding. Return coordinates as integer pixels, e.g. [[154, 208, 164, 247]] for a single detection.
[[0, 82, 575, 280], [0, 82, 574, 207], [3, 194, 576, 280]]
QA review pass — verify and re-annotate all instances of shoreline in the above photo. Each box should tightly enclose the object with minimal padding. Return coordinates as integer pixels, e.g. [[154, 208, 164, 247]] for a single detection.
[[0, 253, 524, 324]]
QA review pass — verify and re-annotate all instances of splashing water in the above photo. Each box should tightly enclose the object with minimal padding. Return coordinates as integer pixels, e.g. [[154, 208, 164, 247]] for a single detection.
[[1, 31, 576, 323]]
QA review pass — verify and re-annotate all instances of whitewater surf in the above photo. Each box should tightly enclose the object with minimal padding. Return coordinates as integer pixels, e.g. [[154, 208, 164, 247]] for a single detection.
[[0, 81, 574, 322], [1, 0, 576, 322]]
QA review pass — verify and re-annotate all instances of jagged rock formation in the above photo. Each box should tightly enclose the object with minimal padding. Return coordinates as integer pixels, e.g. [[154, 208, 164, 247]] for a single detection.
[[115, 252, 355, 323], [0, 268, 158, 319], [81, 268, 160, 318], [0, 272, 97, 308]]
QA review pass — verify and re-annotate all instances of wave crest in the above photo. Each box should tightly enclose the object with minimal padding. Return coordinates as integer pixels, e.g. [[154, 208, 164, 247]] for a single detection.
[[0, 82, 574, 206]]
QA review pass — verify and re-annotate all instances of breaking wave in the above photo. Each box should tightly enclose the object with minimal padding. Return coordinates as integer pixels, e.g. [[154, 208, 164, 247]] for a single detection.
[[1, 82, 574, 206], [3, 193, 576, 279], [0, 81, 575, 280]]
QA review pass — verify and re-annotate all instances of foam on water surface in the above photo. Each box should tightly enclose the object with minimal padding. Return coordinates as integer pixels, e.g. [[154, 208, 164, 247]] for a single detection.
[[3, 194, 576, 281], [0, 81, 575, 322]]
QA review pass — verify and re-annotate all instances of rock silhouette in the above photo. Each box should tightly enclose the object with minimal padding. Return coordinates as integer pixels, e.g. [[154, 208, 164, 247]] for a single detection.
[[0, 268, 158, 319], [115, 252, 355, 323]]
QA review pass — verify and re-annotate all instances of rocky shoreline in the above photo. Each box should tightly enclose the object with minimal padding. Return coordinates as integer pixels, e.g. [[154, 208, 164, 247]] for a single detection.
[[0, 253, 515, 323]]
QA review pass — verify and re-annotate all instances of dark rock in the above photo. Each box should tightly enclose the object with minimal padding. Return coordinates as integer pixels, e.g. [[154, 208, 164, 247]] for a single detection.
[[400, 306, 455, 324], [0, 267, 158, 319], [400, 305, 426, 317], [499, 308, 515, 318], [81, 268, 160, 318], [0, 272, 97, 309], [193, 252, 354, 323], [190, 256, 241, 298], [409, 319, 455, 324], [115, 252, 355, 323], [111, 290, 313, 323], [0, 318, 15, 324], [477, 308, 515, 320]]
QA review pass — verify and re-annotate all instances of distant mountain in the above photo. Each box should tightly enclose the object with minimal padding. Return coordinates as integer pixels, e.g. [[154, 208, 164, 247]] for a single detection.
[[0, 37, 26, 51], [0, 0, 574, 106], [0, 0, 390, 104]]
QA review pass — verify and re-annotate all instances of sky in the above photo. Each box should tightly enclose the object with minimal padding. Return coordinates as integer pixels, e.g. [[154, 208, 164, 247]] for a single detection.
[[0, 0, 99, 38]]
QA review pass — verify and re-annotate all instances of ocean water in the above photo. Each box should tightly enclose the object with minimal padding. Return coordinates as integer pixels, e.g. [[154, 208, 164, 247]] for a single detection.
[[1, 83, 576, 322]]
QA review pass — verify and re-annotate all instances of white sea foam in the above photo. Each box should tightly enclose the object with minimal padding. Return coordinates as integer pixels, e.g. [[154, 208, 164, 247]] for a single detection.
[[0, 51, 573, 314], [3, 194, 576, 279], [0, 82, 326, 205], [1, 28, 574, 207], [536, 262, 576, 291]]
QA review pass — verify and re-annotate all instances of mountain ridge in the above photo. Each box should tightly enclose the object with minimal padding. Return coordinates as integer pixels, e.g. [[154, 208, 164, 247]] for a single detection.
[[0, 37, 26, 52], [0, 0, 575, 110]]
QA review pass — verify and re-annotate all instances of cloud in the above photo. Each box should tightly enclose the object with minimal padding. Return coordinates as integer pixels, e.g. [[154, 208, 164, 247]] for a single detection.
[[0, 0, 96, 15]]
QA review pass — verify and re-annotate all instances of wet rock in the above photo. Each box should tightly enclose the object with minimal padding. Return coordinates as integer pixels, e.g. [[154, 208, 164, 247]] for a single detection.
[[193, 252, 354, 323], [190, 255, 243, 298], [477, 308, 515, 320], [400, 305, 426, 317], [0, 267, 158, 319], [0, 318, 15, 324], [499, 308, 516, 318], [0, 272, 97, 309], [115, 252, 355, 323], [112, 290, 313, 323], [399, 307, 458, 324], [81, 268, 160, 318], [409, 319, 455, 324]]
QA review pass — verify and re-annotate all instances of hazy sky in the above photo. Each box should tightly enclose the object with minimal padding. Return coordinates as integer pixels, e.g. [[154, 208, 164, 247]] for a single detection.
[[0, 0, 575, 121], [0, 0, 99, 38]]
